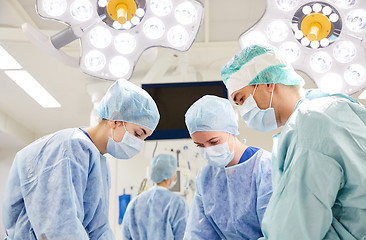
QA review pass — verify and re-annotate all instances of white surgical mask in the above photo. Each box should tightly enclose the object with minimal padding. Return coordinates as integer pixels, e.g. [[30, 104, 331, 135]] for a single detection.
[[169, 179, 177, 189], [239, 85, 278, 132], [107, 123, 144, 159], [199, 135, 235, 168]]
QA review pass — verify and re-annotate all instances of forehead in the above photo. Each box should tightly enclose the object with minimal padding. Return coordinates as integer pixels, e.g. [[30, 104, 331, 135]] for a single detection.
[[191, 131, 227, 142]]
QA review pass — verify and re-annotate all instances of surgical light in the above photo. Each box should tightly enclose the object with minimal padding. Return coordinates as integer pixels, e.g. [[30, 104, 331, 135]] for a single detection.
[[167, 25, 189, 47], [70, 0, 93, 22], [89, 26, 112, 48], [143, 17, 166, 39], [84, 50, 106, 72], [239, 0, 366, 95], [279, 41, 300, 62], [114, 33, 136, 54], [332, 0, 356, 9], [310, 51, 332, 73], [346, 9, 366, 32], [267, 20, 289, 42], [25, 0, 204, 80], [333, 41, 356, 63], [109, 56, 130, 77], [150, 0, 173, 16], [344, 64, 366, 86], [276, 0, 299, 11], [42, 0, 68, 17], [175, 2, 198, 25]]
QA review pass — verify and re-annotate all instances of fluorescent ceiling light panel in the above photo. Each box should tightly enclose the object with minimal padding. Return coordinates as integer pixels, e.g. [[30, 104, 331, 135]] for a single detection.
[[0, 45, 22, 70], [5, 70, 61, 108], [359, 90, 366, 99]]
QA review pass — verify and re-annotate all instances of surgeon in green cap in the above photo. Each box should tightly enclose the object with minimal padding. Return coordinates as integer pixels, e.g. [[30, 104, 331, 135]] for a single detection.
[[221, 44, 366, 240]]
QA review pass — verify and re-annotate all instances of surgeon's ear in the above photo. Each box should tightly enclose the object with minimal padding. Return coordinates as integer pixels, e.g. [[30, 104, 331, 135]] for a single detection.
[[108, 120, 118, 129], [266, 83, 276, 92]]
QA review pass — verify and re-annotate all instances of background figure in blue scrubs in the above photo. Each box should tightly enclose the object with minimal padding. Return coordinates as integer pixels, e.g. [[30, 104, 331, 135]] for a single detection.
[[2, 79, 160, 240], [121, 154, 189, 240], [184, 95, 272, 240]]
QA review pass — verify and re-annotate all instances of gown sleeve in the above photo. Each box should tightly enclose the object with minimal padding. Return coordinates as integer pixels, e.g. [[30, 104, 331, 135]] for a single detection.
[[21, 141, 92, 239]]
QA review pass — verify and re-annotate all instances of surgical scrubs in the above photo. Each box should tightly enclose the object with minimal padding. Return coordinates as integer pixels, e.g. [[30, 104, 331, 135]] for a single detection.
[[260, 89, 366, 240], [2, 128, 114, 240], [121, 186, 189, 240], [184, 148, 272, 240]]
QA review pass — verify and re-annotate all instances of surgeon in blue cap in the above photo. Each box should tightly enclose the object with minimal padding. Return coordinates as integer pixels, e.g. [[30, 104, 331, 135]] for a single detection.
[[184, 95, 272, 240], [2, 79, 160, 239], [122, 153, 189, 240], [222, 44, 366, 240]]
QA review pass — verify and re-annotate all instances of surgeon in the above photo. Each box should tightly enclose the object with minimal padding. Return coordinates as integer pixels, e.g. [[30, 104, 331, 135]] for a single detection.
[[2, 79, 160, 240], [183, 95, 272, 240], [121, 153, 189, 240], [221, 44, 366, 239]]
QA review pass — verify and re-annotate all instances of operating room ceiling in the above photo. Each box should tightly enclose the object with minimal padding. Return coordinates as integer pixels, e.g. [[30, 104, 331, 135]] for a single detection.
[[0, 0, 365, 151]]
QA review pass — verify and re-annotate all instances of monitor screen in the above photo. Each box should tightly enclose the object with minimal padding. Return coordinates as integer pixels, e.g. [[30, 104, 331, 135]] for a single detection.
[[142, 81, 228, 140]]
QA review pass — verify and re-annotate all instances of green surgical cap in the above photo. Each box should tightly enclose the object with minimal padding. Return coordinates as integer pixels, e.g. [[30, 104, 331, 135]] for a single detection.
[[221, 44, 305, 95]]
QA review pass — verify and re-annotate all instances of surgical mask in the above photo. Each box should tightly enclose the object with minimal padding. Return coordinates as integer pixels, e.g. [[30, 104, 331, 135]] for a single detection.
[[239, 85, 278, 132], [199, 135, 235, 168], [169, 179, 177, 189], [107, 123, 144, 159]]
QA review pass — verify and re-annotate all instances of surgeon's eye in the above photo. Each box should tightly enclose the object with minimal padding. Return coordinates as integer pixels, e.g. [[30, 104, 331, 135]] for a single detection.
[[134, 132, 141, 138], [209, 140, 220, 145]]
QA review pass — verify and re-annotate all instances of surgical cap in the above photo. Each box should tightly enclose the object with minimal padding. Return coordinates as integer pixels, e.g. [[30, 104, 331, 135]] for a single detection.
[[185, 95, 239, 136], [150, 154, 177, 183], [97, 79, 160, 131], [221, 44, 305, 95]]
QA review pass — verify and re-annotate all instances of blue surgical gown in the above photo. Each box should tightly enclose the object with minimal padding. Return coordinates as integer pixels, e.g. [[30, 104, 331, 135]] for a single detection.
[[2, 128, 114, 240], [184, 148, 272, 240], [260, 89, 366, 240], [121, 186, 189, 240]]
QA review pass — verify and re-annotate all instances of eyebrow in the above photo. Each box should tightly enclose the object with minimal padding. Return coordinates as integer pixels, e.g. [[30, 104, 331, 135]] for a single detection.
[[140, 128, 147, 135], [207, 137, 219, 142]]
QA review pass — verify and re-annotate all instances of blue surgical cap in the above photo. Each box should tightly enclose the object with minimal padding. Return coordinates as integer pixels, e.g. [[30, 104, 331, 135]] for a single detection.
[[185, 95, 239, 136], [221, 44, 305, 95], [97, 79, 160, 131], [150, 154, 177, 183]]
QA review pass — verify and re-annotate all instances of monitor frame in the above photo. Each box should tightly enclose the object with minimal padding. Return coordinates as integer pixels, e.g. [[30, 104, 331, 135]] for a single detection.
[[142, 81, 228, 140]]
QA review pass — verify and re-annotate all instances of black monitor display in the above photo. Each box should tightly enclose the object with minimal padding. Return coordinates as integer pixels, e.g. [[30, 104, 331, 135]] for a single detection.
[[142, 81, 228, 140]]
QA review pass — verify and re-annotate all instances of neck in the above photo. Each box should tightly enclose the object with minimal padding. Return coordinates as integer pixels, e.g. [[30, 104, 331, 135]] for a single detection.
[[83, 122, 110, 154], [276, 86, 302, 126], [226, 137, 246, 167], [157, 179, 170, 189]]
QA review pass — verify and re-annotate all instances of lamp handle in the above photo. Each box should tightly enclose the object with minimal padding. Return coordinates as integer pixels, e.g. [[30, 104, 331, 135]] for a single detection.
[[22, 23, 79, 68]]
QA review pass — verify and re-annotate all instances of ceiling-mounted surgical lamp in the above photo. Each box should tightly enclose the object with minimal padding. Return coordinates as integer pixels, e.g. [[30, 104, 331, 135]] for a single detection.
[[238, 0, 366, 95], [23, 0, 204, 80]]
